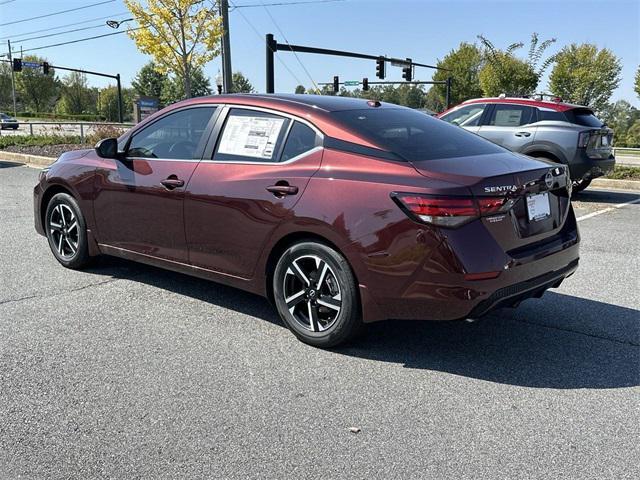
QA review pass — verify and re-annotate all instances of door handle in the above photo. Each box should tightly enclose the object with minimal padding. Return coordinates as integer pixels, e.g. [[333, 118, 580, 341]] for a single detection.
[[160, 176, 185, 189], [266, 184, 299, 197], [515, 131, 531, 137]]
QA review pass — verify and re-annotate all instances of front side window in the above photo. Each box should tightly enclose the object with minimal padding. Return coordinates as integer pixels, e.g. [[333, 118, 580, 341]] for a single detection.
[[488, 104, 536, 127], [214, 109, 290, 163], [127, 107, 216, 160], [440, 104, 486, 127], [332, 108, 504, 161]]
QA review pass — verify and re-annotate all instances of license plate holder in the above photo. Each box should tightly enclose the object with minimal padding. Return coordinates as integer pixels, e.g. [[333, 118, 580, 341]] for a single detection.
[[526, 192, 550, 221]]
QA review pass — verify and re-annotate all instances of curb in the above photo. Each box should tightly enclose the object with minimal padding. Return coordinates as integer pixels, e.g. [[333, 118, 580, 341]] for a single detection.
[[0, 150, 54, 167], [591, 178, 640, 192], [2, 149, 640, 192]]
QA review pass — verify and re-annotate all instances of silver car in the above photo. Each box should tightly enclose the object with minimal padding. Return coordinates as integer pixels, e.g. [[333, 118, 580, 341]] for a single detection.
[[438, 97, 615, 192]]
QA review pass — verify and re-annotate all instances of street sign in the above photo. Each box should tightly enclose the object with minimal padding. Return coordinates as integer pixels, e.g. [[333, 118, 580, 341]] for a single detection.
[[344, 80, 359, 86], [22, 61, 40, 69], [390, 60, 410, 67]]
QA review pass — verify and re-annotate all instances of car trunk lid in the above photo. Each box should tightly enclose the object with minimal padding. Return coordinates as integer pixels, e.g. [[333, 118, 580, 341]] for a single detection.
[[409, 152, 572, 251]]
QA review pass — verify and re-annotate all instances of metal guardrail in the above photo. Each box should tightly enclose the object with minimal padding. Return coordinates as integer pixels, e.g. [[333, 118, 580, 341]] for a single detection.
[[613, 147, 640, 155], [0, 121, 134, 143]]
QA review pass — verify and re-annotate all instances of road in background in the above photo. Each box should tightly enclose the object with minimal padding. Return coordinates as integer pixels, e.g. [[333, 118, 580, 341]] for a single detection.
[[1, 163, 638, 479]]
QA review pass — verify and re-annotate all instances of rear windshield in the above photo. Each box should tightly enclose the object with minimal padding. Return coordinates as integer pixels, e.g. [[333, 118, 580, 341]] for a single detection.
[[331, 108, 504, 161], [566, 108, 604, 127]]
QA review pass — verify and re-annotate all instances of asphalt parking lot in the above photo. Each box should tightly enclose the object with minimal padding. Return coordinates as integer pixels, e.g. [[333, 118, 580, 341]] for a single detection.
[[1, 162, 638, 479]]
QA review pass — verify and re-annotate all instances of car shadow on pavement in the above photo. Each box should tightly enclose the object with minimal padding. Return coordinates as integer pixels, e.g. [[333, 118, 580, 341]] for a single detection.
[[88, 257, 639, 390], [574, 189, 639, 205], [0, 161, 23, 169], [338, 292, 639, 390]]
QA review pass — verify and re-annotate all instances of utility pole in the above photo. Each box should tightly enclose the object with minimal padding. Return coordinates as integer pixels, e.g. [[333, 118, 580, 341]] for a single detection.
[[219, 0, 232, 93], [7, 40, 17, 117]]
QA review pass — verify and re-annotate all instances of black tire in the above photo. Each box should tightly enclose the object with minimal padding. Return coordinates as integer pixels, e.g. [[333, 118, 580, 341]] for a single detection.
[[44, 193, 92, 269], [273, 241, 362, 348], [572, 177, 592, 195]]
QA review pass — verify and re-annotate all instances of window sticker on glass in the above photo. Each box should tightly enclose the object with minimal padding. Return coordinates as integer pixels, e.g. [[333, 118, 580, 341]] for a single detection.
[[218, 115, 285, 159], [494, 109, 522, 126]]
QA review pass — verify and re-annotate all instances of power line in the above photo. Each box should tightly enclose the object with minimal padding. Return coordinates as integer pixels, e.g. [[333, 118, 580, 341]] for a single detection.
[[0, 12, 130, 41], [232, 0, 345, 8], [0, 0, 116, 27], [2, 27, 141, 56], [258, 0, 319, 91], [229, 0, 307, 89], [0, 0, 18, 6], [9, 23, 112, 44]]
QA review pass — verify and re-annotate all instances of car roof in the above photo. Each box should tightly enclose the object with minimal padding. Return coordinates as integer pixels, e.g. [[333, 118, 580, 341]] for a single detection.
[[137, 94, 403, 149], [457, 97, 587, 112]]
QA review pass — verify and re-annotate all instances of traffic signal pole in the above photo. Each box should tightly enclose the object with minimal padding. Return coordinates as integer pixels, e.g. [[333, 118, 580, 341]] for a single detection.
[[264, 34, 452, 106], [7, 40, 17, 117]]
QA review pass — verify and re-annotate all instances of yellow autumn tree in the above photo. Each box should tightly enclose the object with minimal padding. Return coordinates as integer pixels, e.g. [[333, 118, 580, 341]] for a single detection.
[[124, 0, 223, 99]]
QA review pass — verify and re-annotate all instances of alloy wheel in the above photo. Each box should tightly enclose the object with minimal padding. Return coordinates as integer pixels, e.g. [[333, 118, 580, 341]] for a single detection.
[[282, 254, 342, 332], [48, 204, 79, 259]]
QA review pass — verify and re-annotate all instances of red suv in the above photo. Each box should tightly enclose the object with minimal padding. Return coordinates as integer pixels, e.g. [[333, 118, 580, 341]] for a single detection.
[[34, 95, 579, 347], [438, 96, 615, 193]]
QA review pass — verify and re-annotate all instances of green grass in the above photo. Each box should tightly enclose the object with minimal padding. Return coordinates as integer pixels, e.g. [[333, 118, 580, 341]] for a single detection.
[[0, 135, 81, 149], [604, 165, 640, 180]]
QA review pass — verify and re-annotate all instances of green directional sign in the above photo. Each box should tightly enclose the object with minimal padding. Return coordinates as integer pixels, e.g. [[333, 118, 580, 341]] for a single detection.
[[344, 80, 359, 86]]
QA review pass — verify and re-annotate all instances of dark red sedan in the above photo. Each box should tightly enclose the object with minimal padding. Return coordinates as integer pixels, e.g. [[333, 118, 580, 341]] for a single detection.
[[34, 94, 579, 347]]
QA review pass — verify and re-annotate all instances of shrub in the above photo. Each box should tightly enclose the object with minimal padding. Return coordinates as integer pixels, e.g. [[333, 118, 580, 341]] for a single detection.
[[85, 124, 127, 145]]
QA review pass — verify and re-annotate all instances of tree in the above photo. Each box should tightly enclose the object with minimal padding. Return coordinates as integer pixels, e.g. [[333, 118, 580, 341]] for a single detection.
[[15, 55, 59, 113], [477, 33, 556, 97], [549, 43, 621, 112], [625, 120, 640, 147], [600, 100, 640, 146], [56, 71, 94, 115], [160, 66, 212, 105], [0, 61, 13, 111], [294, 85, 306, 94], [230, 71, 255, 93], [131, 61, 166, 100], [125, 0, 223, 99], [634, 65, 640, 100], [97, 86, 135, 122], [431, 42, 483, 108], [479, 53, 538, 97]]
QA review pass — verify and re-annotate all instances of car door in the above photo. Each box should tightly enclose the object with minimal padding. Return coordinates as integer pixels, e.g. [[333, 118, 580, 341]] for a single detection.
[[184, 106, 323, 278], [477, 103, 538, 152], [439, 103, 487, 134], [93, 105, 218, 263]]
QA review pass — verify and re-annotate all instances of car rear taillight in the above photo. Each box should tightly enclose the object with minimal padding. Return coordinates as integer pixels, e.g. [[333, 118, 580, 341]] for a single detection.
[[391, 193, 513, 228], [578, 131, 590, 148]]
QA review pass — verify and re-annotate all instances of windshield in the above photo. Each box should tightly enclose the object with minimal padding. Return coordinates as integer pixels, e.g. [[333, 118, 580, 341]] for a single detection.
[[331, 108, 504, 161], [566, 108, 604, 127]]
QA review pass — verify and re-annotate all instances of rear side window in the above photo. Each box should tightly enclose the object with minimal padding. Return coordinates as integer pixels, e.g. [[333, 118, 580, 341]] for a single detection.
[[214, 109, 290, 162], [127, 107, 216, 159], [281, 121, 319, 161], [332, 108, 504, 161], [565, 108, 604, 127], [538, 109, 567, 122], [488, 104, 536, 126], [440, 104, 486, 127]]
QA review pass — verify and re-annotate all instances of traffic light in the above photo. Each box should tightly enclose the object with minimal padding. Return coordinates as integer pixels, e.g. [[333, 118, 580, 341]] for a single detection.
[[43, 62, 50, 75], [362, 77, 369, 91], [12, 58, 22, 72], [402, 59, 412, 82], [375, 56, 385, 79], [333, 75, 339, 93]]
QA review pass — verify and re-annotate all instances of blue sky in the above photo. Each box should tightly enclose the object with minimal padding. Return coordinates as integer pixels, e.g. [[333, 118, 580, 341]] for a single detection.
[[1, 0, 638, 106]]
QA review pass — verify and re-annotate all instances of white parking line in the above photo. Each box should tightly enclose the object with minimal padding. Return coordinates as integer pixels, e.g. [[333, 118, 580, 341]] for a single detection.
[[576, 198, 640, 222]]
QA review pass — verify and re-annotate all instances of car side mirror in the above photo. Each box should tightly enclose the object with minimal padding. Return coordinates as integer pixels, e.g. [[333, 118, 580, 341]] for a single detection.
[[95, 137, 119, 159]]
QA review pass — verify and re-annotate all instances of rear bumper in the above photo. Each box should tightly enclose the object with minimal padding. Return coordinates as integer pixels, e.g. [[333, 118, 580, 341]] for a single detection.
[[568, 150, 615, 181], [468, 258, 578, 318]]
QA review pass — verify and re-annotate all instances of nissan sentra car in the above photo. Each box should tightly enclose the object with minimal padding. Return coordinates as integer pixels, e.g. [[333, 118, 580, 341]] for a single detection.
[[34, 94, 579, 347]]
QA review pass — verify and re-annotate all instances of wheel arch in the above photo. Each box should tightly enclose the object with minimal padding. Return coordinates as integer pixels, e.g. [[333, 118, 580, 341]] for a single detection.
[[522, 143, 568, 164], [264, 231, 355, 306], [40, 183, 77, 232]]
